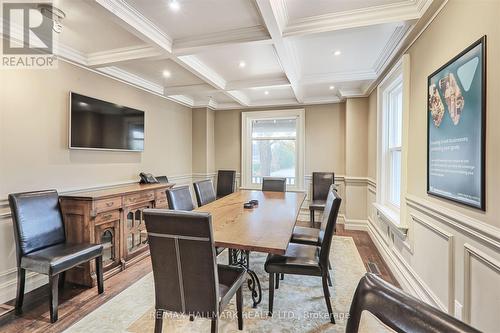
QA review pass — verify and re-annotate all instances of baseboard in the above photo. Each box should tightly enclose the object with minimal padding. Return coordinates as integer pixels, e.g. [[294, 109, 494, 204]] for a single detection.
[[365, 218, 447, 312]]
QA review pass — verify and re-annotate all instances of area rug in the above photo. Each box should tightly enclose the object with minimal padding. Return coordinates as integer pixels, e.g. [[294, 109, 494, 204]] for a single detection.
[[64, 236, 391, 332]]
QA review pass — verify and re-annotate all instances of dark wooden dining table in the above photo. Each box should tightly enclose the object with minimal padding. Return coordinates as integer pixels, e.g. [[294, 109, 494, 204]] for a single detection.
[[195, 189, 306, 306]]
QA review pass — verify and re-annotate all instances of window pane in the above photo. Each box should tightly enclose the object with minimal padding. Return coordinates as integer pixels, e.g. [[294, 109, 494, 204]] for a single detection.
[[390, 150, 401, 206], [251, 139, 296, 185], [252, 118, 296, 138], [389, 85, 402, 148]]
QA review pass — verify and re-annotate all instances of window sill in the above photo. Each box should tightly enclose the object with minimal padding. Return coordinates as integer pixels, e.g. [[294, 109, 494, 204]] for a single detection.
[[373, 203, 408, 239]]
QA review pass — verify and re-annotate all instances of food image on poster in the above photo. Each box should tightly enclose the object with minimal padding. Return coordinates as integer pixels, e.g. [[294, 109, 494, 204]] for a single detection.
[[427, 37, 485, 210]]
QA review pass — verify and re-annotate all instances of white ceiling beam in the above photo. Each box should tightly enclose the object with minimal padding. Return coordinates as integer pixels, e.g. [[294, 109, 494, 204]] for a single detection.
[[94, 0, 173, 54], [225, 76, 290, 90], [255, 0, 303, 103], [98, 66, 164, 95], [175, 55, 227, 89], [302, 96, 342, 105], [164, 84, 218, 96], [87, 45, 167, 68], [282, 0, 429, 37], [173, 26, 272, 56], [225, 91, 250, 106], [300, 70, 377, 85]]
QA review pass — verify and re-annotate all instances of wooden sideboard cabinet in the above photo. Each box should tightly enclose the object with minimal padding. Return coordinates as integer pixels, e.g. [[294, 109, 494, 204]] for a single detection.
[[59, 183, 173, 287]]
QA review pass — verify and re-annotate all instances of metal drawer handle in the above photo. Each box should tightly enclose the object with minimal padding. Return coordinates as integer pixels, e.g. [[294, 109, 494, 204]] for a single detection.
[[102, 214, 113, 220]]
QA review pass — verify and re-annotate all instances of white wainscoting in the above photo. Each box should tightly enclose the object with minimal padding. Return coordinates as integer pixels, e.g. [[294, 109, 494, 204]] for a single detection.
[[363, 184, 500, 332]]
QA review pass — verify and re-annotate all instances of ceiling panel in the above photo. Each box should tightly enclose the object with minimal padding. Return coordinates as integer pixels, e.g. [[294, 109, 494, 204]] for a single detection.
[[292, 22, 401, 76], [124, 0, 262, 40], [56, 0, 145, 53], [302, 80, 371, 97], [239, 86, 295, 103], [194, 43, 283, 82], [117, 59, 204, 87], [284, 0, 410, 22]]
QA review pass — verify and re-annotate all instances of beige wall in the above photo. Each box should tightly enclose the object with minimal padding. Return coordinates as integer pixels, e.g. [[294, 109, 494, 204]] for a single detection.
[[214, 103, 346, 176], [192, 107, 216, 174], [367, 91, 377, 180], [0, 61, 192, 197], [0, 60, 193, 302], [345, 98, 368, 177], [407, 0, 499, 228]]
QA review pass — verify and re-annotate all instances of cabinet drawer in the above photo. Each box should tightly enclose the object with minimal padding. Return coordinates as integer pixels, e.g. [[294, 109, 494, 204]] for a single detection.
[[155, 190, 167, 201], [155, 198, 168, 208], [124, 191, 155, 206], [95, 197, 122, 213], [95, 210, 120, 225]]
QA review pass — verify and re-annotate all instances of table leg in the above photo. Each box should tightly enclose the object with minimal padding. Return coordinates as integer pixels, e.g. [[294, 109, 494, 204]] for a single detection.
[[228, 249, 262, 307]]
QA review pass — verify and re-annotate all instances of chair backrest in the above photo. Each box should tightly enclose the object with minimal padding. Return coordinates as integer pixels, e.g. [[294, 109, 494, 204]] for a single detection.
[[156, 176, 169, 184], [312, 172, 335, 201], [262, 177, 286, 192], [346, 273, 481, 333], [318, 188, 341, 269], [166, 186, 195, 211], [216, 170, 236, 198], [8, 190, 66, 264], [144, 209, 219, 317], [193, 179, 216, 207]]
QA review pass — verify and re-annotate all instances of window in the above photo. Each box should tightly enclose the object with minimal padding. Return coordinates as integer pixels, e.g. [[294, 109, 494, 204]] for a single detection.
[[378, 62, 403, 212], [242, 110, 305, 190]]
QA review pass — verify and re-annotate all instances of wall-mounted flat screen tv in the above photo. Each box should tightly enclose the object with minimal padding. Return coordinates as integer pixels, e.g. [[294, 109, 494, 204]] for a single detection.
[[69, 92, 145, 151]]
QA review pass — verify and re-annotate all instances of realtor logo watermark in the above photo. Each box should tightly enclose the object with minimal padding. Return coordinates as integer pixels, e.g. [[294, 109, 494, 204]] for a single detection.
[[2, 2, 58, 68]]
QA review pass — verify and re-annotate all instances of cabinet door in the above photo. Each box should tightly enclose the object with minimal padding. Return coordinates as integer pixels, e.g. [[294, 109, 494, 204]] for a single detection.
[[94, 219, 121, 271], [124, 203, 152, 259]]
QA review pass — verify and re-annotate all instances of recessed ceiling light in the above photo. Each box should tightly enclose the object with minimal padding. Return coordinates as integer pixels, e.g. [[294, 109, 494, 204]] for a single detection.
[[264, 90, 269, 95], [162, 70, 171, 78], [329, 85, 335, 90], [169, 0, 180, 11], [333, 50, 341, 56], [239, 61, 246, 68]]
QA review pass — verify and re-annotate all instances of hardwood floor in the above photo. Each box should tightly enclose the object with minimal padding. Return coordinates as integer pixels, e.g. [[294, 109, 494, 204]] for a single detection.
[[0, 223, 398, 333]]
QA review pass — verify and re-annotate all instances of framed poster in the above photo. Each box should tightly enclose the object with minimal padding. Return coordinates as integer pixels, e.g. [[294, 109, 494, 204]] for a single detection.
[[427, 36, 486, 210]]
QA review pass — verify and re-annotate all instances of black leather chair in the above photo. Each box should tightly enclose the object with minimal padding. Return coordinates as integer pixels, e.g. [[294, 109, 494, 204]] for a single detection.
[[216, 170, 236, 199], [156, 176, 169, 184], [193, 179, 216, 207], [264, 188, 341, 323], [166, 185, 195, 211], [346, 273, 481, 333], [262, 177, 286, 192], [309, 172, 335, 227], [8, 190, 104, 323], [144, 209, 246, 333]]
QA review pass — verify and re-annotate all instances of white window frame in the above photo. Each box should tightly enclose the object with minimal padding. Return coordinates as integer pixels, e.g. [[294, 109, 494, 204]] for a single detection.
[[377, 60, 403, 215], [241, 109, 305, 191]]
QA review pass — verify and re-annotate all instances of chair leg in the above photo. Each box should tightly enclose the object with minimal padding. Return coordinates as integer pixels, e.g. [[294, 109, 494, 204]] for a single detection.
[[275, 273, 280, 289], [59, 271, 66, 290], [154, 309, 164, 333], [49, 274, 60, 323], [268, 273, 274, 316], [236, 286, 243, 330], [228, 249, 232, 265], [327, 271, 332, 287], [15, 268, 26, 315], [211, 317, 218, 333], [189, 315, 194, 321], [280, 273, 284, 280], [310, 209, 315, 227], [328, 259, 332, 270], [322, 274, 335, 324], [96, 256, 104, 294]]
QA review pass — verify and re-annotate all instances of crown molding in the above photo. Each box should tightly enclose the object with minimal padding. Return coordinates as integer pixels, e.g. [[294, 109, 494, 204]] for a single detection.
[[300, 69, 377, 85], [98, 66, 164, 95], [283, 0, 421, 37], [175, 55, 227, 90], [95, 0, 173, 53], [87, 45, 166, 68], [302, 96, 342, 105], [173, 25, 272, 56], [338, 88, 365, 98], [164, 84, 218, 96], [168, 95, 195, 108], [225, 90, 250, 106], [373, 23, 413, 75]]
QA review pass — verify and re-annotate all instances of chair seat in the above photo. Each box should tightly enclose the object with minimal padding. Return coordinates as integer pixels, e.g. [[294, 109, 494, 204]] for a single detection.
[[21, 242, 103, 275], [291, 226, 320, 245], [217, 264, 246, 308], [309, 200, 326, 210], [265, 243, 322, 276]]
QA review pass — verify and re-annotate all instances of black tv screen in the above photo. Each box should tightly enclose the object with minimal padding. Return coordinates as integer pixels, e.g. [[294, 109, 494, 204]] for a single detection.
[[70, 92, 145, 151]]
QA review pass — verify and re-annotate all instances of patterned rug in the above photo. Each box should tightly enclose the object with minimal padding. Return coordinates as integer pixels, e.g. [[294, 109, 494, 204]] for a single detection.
[[65, 236, 391, 332]]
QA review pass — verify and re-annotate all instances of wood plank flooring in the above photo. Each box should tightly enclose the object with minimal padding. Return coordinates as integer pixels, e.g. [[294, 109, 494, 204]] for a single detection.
[[0, 223, 398, 333]]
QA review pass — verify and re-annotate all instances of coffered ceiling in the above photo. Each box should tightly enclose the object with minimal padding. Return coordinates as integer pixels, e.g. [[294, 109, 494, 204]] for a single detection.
[[4, 0, 436, 109]]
